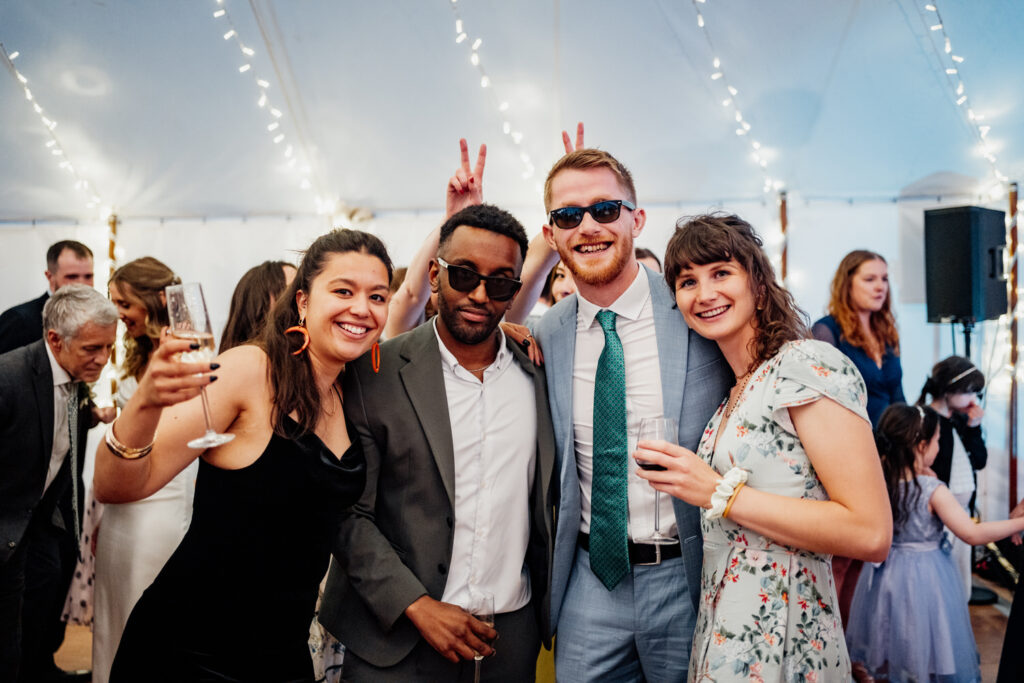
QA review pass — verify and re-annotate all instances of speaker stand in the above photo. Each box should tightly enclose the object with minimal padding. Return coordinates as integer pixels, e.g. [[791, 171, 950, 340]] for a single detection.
[[958, 318, 976, 359]]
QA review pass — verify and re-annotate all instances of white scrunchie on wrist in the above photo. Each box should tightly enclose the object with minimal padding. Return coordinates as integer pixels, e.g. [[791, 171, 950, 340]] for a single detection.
[[705, 467, 749, 521]]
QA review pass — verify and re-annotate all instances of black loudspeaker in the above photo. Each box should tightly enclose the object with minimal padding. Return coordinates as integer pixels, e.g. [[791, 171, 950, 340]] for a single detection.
[[924, 206, 1007, 323]]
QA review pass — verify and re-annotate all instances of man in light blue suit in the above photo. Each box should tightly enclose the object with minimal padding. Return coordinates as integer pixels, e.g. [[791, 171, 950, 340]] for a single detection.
[[533, 148, 732, 681]]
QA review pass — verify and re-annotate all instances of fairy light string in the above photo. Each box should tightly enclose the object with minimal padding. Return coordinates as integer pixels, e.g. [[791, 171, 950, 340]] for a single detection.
[[918, 2, 1008, 187], [1, 42, 106, 214], [208, 0, 333, 214], [688, 0, 781, 196], [447, 0, 537, 187]]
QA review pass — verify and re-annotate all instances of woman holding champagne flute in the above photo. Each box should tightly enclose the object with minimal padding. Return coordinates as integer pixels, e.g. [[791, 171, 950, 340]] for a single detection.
[[634, 214, 891, 681], [95, 229, 390, 682], [89, 257, 198, 683]]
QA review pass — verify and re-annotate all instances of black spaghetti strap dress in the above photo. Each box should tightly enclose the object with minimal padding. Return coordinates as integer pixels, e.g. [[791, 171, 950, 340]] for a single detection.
[[110, 416, 365, 683]]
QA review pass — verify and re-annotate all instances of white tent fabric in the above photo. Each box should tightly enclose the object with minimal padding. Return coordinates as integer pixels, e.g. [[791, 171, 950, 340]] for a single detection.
[[2, 1, 1022, 514]]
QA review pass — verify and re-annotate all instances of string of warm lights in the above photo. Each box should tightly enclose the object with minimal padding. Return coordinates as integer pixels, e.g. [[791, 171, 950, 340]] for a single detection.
[[208, 0, 333, 214], [447, 0, 537, 187], [0, 41, 106, 215], [917, 2, 1008, 187], [688, 0, 782, 196]]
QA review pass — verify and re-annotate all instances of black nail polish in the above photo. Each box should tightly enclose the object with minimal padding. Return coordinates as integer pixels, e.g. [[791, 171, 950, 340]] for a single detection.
[[190, 342, 200, 350], [520, 338, 531, 349], [210, 363, 221, 370], [209, 376, 218, 382]]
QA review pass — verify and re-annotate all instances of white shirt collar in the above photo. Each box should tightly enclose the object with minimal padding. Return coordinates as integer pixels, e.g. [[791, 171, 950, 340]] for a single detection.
[[576, 264, 651, 329], [432, 318, 512, 377], [44, 340, 73, 388]]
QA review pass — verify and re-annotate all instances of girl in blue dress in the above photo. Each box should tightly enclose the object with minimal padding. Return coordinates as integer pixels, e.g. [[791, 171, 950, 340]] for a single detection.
[[847, 403, 1024, 682]]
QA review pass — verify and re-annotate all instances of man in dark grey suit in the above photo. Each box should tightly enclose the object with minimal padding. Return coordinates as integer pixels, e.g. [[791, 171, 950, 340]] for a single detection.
[[0, 285, 117, 682], [0, 240, 95, 354], [321, 204, 556, 682]]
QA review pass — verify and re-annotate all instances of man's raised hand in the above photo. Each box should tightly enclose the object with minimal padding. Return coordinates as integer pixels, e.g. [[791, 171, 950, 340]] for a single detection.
[[561, 121, 585, 154], [446, 138, 487, 219]]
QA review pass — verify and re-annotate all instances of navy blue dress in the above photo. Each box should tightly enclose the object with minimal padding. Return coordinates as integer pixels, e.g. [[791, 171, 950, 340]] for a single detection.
[[110, 416, 365, 683], [811, 315, 904, 427]]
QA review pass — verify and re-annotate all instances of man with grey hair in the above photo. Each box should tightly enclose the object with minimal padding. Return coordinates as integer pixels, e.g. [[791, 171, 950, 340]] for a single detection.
[[0, 285, 117, 682]]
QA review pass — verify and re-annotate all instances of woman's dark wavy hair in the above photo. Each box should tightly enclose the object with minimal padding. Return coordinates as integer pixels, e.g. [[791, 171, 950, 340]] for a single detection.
[[664, 213, 809, 373], [220, 260, 293, 353], [109, 256, 181, 380], [916, 355, 985, 405], [875, 403, 940, 527], [262, 229, 393, 437]]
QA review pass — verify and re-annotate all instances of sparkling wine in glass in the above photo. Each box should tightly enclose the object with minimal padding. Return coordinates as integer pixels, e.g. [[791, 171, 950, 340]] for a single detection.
[[468, 591, 495, 682], [165, 283, 235, 449], [636, 417, 679, 546]]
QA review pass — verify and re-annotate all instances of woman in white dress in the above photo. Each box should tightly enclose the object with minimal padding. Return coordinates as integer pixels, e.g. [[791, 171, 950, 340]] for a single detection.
[[92, 257, 199, 683]]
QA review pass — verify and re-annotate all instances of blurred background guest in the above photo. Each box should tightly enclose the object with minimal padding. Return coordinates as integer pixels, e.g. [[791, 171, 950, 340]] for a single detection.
[[219, 260, 296, 353], [635, 246, 661, 273], [0, 240, 94, 354], [917, 356, 987, 601], [91, 257, 194, 683], [812, 249, 904, 627]]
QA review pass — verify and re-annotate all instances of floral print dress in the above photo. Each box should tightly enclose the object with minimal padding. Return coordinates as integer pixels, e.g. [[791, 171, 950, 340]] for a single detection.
[[689, 340, 869, 683]]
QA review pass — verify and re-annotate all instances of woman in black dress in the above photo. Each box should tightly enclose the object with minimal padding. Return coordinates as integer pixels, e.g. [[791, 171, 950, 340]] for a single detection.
[[94, 230, 392, 682]]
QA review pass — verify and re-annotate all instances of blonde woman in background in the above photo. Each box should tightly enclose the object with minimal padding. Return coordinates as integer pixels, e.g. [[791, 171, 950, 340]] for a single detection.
[[91, 257, 197, 683]]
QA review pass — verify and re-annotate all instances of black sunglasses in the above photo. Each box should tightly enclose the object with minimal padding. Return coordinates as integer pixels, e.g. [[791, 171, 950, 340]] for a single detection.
[[548, 199, 636, 230], [437, 258, 522, 302]]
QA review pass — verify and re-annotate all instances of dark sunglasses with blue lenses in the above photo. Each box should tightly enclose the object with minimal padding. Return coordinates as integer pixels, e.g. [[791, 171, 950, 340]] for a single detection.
[[437, 258, 522, 302], [548, 199, 636, 229]]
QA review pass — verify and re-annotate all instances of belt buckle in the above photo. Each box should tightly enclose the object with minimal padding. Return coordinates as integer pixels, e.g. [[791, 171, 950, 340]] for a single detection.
[[635, 543, 662, 566]]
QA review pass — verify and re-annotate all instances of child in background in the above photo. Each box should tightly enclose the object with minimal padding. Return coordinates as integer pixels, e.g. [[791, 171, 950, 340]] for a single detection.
[[917, 356, 987, 598], [846, 403, 1024, 682]]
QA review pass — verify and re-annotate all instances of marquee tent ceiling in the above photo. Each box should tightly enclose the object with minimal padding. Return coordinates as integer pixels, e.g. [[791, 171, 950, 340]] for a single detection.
[[1, 0, 1021, 222]]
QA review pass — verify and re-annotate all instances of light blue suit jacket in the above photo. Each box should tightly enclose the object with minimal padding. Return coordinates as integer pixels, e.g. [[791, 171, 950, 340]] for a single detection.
[[533, 265, 732, 633]]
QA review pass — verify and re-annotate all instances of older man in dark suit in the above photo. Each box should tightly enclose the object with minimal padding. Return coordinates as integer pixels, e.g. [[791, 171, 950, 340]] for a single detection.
[[0, 240, 95, 355], [0, 285, 117, 682], [320, 204, 556, 682]]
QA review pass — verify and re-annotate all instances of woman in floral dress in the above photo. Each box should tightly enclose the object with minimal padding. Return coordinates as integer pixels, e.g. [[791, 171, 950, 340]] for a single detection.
[[635, 214, 892, 682]]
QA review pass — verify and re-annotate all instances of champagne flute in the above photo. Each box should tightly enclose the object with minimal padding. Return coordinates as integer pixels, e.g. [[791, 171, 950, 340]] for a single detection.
[[165, 283, 235, 449], [635, 417, 679, 545], [468, 591, 494, 683]]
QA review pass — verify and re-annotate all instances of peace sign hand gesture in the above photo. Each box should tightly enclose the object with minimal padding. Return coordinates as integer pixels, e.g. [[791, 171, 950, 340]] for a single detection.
[[561, 121, 585, 154], [446, 138, 487, 219]]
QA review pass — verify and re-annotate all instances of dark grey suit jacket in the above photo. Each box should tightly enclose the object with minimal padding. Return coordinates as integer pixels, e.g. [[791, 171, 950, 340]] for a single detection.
[[0, 340, 91, 565], [0, 292, 47, 355], [319, 321, 556, 667]]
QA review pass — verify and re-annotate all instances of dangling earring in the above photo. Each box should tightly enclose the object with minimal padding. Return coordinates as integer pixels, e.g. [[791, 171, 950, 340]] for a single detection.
[[285, 318, 310, 356], [371, 341, 381, 373]]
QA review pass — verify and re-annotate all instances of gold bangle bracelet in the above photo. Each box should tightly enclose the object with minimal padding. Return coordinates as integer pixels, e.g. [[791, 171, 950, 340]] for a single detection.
[[105, 420, 154, 460], [723, 481, 746, 519]]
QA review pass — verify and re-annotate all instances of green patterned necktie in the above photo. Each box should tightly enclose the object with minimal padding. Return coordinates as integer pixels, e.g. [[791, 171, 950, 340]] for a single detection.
[[590, 309, 630, 590]]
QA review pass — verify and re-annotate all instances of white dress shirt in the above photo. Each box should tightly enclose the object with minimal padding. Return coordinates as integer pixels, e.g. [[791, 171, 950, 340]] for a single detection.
[[434, 322, 537, 614], [573, 265, 677, 540], [44, 341, 74, 493]]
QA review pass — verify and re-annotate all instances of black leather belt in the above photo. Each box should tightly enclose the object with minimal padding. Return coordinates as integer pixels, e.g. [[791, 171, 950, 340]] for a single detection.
[[577, 532, 681, 566]]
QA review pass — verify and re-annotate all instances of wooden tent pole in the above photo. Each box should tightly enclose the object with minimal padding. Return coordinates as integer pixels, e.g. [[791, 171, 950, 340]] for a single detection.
[[779, 190, 788, 282], [108, 213, 119, 397], [1010, 183, 1019, 511]]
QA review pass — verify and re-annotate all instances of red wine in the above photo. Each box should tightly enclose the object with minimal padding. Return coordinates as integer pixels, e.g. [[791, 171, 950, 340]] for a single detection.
[[638, 461, 666, 471]]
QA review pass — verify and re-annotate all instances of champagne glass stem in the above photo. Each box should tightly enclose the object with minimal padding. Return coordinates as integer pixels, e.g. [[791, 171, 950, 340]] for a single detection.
[[199, 387, 216, 435], [654, 490, 662, 535], [474, 660, 481, 683]]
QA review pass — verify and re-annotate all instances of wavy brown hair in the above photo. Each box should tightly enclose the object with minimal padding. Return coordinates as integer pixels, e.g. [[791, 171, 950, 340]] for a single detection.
[[664, 213, 809, 373], [220, 260, 293, 353], [827, 250, 900, 359], [262, 229, 393, 437], [109, 257, 180, 380]]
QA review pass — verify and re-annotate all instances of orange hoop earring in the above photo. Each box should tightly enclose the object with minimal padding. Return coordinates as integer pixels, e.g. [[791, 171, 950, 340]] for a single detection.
[[371, 341, 381, 373], [285, 319, 310, 356]]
